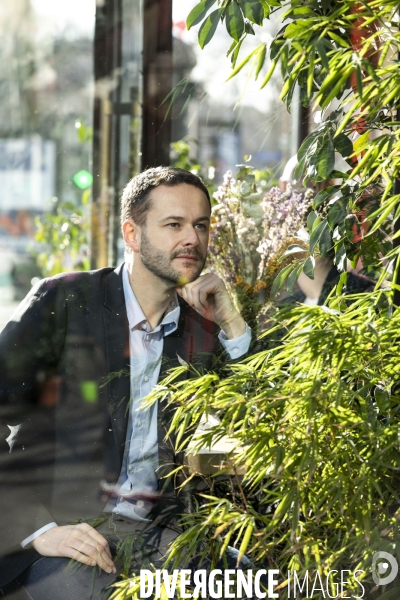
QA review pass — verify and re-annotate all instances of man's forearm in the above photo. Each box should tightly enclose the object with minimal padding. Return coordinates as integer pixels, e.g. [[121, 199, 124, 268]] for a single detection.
[[219, 323, 251, 359], [219, 315, 246, 340]]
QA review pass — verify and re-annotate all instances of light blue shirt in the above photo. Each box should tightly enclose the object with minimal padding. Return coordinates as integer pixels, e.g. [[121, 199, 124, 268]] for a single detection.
[[112, 265, 252, 521]]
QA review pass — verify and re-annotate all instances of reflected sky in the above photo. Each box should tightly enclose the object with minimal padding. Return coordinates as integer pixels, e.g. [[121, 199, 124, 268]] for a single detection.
[[172, 0, 281, 112], [31, 0, 95, 38]]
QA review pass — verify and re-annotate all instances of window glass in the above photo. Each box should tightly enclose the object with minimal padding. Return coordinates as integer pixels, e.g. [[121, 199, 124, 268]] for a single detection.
[[0, 0, 96, 327], [171, 0, 295, 181]]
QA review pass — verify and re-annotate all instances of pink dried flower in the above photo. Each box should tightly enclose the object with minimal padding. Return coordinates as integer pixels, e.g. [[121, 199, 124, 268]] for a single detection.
[[207, 172, 312, 298]]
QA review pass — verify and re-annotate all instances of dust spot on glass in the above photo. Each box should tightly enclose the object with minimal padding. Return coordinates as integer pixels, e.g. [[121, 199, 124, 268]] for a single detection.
[[6, 424, 22, 453]]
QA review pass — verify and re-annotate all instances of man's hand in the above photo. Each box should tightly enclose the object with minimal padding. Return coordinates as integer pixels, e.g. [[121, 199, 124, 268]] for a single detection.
[[177, 273, 246, 339], [31, 524, 116, 574]]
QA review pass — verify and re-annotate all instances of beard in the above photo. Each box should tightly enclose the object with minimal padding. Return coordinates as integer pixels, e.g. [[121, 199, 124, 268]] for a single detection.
[[140, 227, 206, 285]]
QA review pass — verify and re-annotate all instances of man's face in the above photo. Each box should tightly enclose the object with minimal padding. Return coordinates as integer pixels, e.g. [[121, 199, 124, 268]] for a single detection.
[[138, 183, 210, 286]]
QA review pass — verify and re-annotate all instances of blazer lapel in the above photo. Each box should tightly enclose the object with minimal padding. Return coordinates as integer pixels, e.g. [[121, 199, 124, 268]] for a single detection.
[[157, 300, 192, 478], [102, 264, 130, 464]]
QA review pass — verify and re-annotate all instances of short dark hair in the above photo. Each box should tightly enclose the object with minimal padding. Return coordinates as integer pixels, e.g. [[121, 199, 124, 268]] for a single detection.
[[120, 166, 211, 226]]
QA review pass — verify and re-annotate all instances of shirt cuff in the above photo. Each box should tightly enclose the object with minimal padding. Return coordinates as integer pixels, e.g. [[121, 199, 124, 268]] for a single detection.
[[21, 522, 58, 548], [218, 323, 251, 359]]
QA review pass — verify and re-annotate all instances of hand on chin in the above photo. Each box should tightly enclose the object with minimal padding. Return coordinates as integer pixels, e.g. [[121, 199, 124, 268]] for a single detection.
[[176, 273, 246, 339]]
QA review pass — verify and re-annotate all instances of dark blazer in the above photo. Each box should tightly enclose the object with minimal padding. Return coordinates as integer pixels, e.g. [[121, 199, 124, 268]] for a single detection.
[[0, 264, 221, 586]]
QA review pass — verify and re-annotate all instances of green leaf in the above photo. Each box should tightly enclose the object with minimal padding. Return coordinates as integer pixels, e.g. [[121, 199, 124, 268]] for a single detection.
[[286, 76, 298, 111], [239, 0, 264, 25], [260, 59, 278, 89], [255, 44, 267, 79], [327, 198, 346, 230], [244, 21, 255, 35], [231, 39, 243, 67], [316, 136, 335, 179], [363, 59, 380, 85], [334, 241, 346, 271], [310, 220, 329, 253], [226, 39, 238, 58], [285, 6, 316, 20], [293, 156, 306, 183], [355, 64, 363, 100], [313, 185, 341, 209], [334, 133, 353, 158], [281, 46, 289, 81], [270, 263, 296, 298], [353, 130, 370, 153], [237, 523, 254, 565], [270, 26, 287, 60], [258, 0, 270, 16], [316, 40, 330, 72], [226, 44, 259, 80], [287, 262, 304, 294], [297, 131, 319, 163], [284, 20, 309, 38], [328, 31, 350, 48], [307, 50, 315, 98], [198, 9, 223, 49], [303, 256, 315, 279], [280, 52, 306, 100], [319, 224, 332, 256], [345, 214, 361, 244], [317, 65, 353, 108], [329, 169, 348, 180], [187, 0, 217, 29], [225, 2, 244, 42], [282, 244, 308, 258], [307, 211, 319, 232]]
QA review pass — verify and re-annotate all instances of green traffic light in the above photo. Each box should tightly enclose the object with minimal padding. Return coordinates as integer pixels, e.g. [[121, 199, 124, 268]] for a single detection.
[[73, 170, 93, 189]]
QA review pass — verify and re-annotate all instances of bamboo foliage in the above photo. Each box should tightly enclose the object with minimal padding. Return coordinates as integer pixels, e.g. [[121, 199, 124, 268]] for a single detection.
[[118, 291, 400, 599], [187, 0, 400, 287], [113, 2, 400, 598]]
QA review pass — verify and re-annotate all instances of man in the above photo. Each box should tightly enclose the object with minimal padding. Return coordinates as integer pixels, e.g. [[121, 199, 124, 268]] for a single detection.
[[0, 167, 251, 598]]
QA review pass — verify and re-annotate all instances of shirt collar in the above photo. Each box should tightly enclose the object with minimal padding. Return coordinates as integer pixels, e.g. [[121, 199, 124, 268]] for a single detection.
[[122, 264, 180, 335]]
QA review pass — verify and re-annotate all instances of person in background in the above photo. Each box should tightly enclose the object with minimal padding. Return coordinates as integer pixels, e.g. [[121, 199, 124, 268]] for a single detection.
[[278, 154, 375, 305]]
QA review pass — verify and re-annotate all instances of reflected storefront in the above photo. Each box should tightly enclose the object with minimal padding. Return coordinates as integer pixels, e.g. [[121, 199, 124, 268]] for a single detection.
[[0, 0, 293, 321], [171, 0, 294, 177], [0, 3, 296, 587], [0, 0, 161, 318], [0, 0, 97, 324]]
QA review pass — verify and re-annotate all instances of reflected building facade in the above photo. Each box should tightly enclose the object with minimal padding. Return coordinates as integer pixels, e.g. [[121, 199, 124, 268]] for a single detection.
[[0, 0, 293, 321], [0, 1, 295, 592]]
